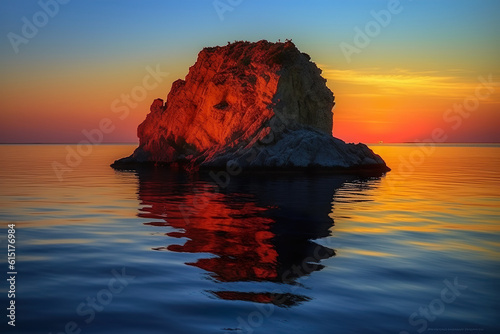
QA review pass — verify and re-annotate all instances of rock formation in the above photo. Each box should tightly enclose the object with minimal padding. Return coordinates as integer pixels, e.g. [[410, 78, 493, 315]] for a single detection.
[[112, 40, 390, 174]]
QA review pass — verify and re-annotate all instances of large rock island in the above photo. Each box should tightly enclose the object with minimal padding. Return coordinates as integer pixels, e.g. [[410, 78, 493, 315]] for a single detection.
[[112, 40, 390, 174]]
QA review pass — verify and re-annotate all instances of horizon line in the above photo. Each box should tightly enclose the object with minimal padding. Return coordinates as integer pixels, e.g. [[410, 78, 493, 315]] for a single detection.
[[1, 142, 500, 145]]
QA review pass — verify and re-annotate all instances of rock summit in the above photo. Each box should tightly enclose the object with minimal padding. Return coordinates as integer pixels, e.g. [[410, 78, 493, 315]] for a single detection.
[[112, 40, 389, 174]]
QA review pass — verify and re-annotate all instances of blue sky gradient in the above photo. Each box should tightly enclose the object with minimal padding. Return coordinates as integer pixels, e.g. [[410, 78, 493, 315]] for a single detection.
[[1, 0, 499, 143]]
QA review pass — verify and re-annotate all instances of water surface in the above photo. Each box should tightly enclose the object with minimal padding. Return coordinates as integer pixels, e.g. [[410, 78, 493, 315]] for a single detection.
[[0, 144, 499, 333]]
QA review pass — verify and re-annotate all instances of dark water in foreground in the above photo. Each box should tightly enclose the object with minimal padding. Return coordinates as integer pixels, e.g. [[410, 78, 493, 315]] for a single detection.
[[0, 144, 499, 334]]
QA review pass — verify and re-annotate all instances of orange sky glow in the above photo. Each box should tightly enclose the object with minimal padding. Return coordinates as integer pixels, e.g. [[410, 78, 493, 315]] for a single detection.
[[0, 1, 498, 143]]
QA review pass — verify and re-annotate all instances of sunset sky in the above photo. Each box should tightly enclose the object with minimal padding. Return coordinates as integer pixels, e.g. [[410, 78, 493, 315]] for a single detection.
[[0, 0, 499, 143]]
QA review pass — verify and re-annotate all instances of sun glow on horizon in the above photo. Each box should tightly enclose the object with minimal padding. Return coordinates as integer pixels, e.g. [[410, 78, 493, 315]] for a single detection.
[[326, 68, 499, 143], [0, 0, 499, 144]]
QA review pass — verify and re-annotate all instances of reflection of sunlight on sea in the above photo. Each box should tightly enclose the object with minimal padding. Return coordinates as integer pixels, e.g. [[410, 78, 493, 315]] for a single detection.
[[329, 145, 500, 267], [0, 144, 499, 333]]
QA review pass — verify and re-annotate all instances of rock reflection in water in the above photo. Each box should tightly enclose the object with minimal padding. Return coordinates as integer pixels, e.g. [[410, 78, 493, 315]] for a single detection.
[[136, 169, 360, 307]]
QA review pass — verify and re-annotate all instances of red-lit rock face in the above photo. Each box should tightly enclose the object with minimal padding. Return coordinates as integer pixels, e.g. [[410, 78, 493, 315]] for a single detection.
[[112, 40, 389, 173], [136, 40, 333, 163]]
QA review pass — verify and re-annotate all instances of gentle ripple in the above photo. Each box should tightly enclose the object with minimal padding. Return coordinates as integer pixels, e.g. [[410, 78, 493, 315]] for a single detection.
[[0, 144, 499, 333]]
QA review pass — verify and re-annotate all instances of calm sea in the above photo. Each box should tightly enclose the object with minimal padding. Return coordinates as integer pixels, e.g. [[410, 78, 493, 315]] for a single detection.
[[0, 144, 499, 334]]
